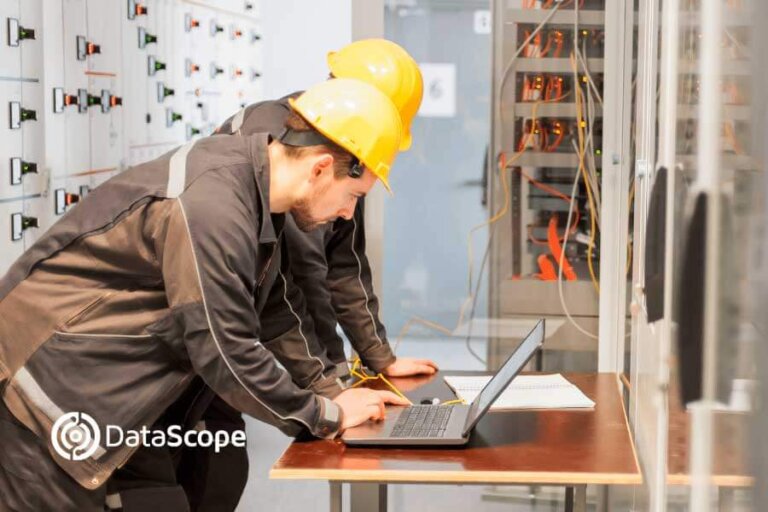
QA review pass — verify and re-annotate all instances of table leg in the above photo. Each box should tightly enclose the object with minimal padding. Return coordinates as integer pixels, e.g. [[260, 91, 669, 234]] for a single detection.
[[350, 483, 387, 512], [329, 482, 342, 512], [565, 486, 574, 512], [597, 484, 609, 512], [718, 487, 736, 512], [574, 485, 587, 512]]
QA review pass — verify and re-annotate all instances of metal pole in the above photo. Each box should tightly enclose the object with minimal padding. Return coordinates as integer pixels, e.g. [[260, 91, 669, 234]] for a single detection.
[[689, 0, 724, 508], [598, 0, 634, 372]]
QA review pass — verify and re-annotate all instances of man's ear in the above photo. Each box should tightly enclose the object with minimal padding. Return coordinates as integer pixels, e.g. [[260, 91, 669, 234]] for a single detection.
[[311, 153, 335, 180]]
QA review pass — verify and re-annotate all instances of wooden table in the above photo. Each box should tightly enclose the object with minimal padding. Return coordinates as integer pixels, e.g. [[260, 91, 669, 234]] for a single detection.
[[271, 373, 642, 512]]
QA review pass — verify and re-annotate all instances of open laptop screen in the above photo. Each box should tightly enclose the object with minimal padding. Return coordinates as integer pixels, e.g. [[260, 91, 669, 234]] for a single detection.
[[461, 320, 545, 436]]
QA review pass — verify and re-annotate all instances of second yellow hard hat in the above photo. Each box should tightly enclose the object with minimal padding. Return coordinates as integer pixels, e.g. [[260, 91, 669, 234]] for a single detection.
[[327, 39, 423, 151]]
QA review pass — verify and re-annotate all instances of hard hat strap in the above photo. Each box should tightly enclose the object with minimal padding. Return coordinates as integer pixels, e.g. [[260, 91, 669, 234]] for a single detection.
[[278, 128, 363, 180], [278, 127, 334, 148]]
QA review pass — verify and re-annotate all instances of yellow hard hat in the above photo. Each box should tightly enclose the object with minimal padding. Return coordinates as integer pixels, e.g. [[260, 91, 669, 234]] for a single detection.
[[327, 39, 423, 151], [288, 78, 402, 192]]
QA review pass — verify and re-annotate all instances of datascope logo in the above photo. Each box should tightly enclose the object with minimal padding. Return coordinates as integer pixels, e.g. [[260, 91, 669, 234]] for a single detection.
[[51, 411, 247, 461], [51, 411, 102, 461]]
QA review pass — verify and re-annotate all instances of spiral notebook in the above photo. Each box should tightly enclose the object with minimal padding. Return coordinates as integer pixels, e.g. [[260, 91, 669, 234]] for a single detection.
[[443, 373, 595, 410]]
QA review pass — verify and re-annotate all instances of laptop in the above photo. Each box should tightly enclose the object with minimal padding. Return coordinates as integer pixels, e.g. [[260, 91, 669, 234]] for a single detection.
[[342, 319, 545, 446]]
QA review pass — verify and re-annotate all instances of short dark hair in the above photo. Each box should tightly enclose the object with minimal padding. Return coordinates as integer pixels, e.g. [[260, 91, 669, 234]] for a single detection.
[[282, 109, 354, 179]]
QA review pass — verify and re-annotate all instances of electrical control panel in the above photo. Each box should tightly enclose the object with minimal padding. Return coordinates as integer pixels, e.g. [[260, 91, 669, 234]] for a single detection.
[[0, 0, 262, 274]]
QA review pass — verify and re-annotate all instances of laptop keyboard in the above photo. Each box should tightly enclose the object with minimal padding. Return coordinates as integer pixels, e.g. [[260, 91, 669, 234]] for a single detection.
[[391, 405, 453, 438]]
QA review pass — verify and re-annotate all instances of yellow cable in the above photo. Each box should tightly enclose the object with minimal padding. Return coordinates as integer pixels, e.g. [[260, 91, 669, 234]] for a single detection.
[[348, 357, 413, 405], [440, 399, 467, 406], [571, 53, 600, 293]]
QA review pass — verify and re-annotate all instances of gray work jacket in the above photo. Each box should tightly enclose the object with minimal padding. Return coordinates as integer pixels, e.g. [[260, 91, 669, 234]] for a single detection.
[[0, 133, 341, 490]]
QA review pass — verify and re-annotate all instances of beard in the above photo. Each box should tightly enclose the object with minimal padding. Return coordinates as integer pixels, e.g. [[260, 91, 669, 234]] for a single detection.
[[291, 198, 325, 232], [290, 179, 333, 232]]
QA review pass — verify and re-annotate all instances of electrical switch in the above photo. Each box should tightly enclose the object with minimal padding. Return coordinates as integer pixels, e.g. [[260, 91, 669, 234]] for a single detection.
[[185, 14, 200, 32], [138, 27, 157, 49], [166, 108, 182, 127], [148, 56, 166, 76], [157, 83, 175, 102], [7, 18, 35, 47], [186, 124, 201, 139], [76, 36, 101, 60], [87, 90, 120, 113], [55, 189, 80, 215], [210, 63, 224, 79], [196, 101, 209, 121], [185, 58, 200, 77], [11, 213, 37, 241], [9, 102, 36, 129], [53, 88, 88, 114], [10, 158, 37, 186], [210, 20, 224, 37], [127, 0, 148, 20]]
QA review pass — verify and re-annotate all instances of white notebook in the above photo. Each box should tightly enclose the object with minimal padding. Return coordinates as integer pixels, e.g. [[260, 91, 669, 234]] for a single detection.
[[443, 373, 595, 410]]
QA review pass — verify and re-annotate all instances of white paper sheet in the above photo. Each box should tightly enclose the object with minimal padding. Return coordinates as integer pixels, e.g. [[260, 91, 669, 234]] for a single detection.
[[444, 373, 595, 410]]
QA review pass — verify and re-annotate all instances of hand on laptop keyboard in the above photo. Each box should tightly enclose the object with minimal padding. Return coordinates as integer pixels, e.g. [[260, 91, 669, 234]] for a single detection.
[[334, 388, 410, 430]]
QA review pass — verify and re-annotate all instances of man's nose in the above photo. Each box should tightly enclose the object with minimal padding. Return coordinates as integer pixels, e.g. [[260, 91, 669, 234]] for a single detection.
[[338, 198, 357, 220]]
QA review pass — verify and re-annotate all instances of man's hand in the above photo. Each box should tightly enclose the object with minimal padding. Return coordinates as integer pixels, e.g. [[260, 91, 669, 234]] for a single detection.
[[332, 388, 410, 430], [382, 358, 438, 377]]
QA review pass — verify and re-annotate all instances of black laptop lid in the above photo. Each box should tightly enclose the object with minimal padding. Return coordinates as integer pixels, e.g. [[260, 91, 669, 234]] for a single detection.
[[461, 320, 545, 437]]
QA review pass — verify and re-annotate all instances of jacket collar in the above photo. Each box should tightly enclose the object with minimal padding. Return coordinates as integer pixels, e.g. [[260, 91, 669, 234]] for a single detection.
[[249, 133, 282, 243]]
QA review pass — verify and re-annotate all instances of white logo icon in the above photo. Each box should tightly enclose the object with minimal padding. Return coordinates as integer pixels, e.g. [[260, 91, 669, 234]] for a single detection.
[[51, 412, 101, 461]]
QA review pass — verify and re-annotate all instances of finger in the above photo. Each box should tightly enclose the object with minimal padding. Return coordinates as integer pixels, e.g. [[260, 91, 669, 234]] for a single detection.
[[375, 390, 411, 405], [419, 359, 439, 370], [377, 399, 386, 420], [367, 400, 385, 421], [417, 364, 438, 375]]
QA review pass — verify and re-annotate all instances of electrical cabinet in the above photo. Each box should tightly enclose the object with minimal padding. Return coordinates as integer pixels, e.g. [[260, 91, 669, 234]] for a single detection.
[[0, 0, 263, 275], [488, 0, 623, 370]]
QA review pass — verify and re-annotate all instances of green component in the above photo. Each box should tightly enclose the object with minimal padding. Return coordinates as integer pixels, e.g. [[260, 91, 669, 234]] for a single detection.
[[172, 112, 183, 122], [145, 33, 158, 45], [19, 27, 35, 40], [21, 162, 37, 175], [20, 108, 36, 121], [190, 127, 201, 136], [22, 217, 38, 230], [87, 94, 101, 106], [154, 60, 167, 71], [163, 86, 175, 98]]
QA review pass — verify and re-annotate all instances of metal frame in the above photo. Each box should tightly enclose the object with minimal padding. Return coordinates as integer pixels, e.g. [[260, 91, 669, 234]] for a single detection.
[[330, 481, 593, 512], [597, 0, 635, 373]]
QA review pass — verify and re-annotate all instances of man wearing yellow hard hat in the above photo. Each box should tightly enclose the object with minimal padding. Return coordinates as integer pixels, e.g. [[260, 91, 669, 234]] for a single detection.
[[0, 75, 411, 510], [165, 38, 436, 512], [169, 39, 435, 511]]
